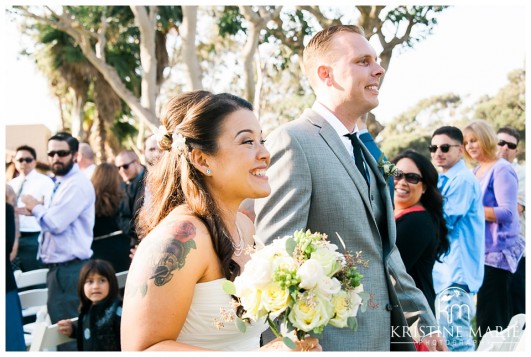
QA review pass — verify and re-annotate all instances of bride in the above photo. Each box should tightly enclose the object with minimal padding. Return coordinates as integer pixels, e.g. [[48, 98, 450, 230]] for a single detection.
[[120, 91, 320, 352]]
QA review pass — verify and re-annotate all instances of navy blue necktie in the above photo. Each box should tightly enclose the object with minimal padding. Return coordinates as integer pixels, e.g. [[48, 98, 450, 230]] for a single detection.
[[345, 133, 369, 186]]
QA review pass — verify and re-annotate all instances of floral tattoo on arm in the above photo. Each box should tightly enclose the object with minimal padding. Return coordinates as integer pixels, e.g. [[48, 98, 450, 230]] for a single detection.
[[150, 221, 197, 286]]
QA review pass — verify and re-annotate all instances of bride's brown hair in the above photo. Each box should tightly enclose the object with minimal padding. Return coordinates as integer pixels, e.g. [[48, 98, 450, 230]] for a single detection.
[[137, 91, 253, 280]]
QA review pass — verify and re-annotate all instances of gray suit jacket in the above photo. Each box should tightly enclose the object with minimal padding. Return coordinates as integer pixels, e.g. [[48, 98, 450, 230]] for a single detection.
[[254, 109, 438, 351]]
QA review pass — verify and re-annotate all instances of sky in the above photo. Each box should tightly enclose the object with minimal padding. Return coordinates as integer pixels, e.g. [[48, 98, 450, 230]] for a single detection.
[[0, 2, 528, 132]]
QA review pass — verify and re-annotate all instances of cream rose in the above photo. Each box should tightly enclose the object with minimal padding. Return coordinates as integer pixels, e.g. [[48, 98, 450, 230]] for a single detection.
[[329, 290, 350, 328], [288, 292, 333, 333], [311, 245, 342, 277], [237, 285, 264, 320], [261, 282, 291, 317]]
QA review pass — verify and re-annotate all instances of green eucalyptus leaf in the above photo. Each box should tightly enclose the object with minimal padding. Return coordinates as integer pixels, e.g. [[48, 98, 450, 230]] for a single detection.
[[283, 336, 297, 349], [286, 237, 297, 255], [222, 280, 236, 295], [347, 316, 358, 331], [236, 318, 247, 333]]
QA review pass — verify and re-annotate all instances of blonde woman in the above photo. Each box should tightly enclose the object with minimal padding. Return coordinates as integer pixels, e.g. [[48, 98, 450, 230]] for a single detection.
[[463, 119, 522, 341]]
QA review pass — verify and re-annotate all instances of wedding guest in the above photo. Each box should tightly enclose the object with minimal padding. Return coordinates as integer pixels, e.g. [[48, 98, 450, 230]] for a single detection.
[[391, 150, 449, 314], [463, 120, 522, 340], [20, 132, 95, 351], [254, 24, 446, 351], [116, 150, 145, 249], [78, 143, 97, 178], [121, 91, 320, 352], [430, 126, 484, 351], [143, 134, 162, 167], [5, 189, 26, 351], [57, 259, 122, 351], [8, 145, 55, 271], [496, 126, 525, 316], [91, 163, 129, 272]]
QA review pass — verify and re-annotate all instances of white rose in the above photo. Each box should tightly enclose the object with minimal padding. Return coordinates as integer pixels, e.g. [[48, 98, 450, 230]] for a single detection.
[[297, 259, 325, 290], [316, 277, 341, 297], [347, 284, 364, 317], [288, 291, 333, 333], [311, 247, 342, 277], [260, 282, 291, 318], [239, 255, 272, 289]]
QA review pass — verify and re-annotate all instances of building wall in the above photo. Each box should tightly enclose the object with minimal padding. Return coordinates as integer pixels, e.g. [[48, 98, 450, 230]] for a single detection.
[[6, 124, 52, 164]]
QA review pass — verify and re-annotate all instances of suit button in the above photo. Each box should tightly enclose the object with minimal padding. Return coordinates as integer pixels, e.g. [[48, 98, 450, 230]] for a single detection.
[[385, 303, 393, 311]]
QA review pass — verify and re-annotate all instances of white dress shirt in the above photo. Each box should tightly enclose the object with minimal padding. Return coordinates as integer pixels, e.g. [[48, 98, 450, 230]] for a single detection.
[[8, 169, 55, 232]]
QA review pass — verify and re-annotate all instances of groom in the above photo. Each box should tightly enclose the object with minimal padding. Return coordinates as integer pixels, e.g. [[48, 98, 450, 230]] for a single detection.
[[254, 25, 447, 351]]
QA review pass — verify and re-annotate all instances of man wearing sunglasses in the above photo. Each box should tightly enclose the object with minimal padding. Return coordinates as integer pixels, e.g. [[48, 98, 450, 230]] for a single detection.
[[8, 145, 55, 272], [496, 126, 525, 318], [19, 132, 95, 351], [115, 150, 146, 250], [430, 126, 485, 351]]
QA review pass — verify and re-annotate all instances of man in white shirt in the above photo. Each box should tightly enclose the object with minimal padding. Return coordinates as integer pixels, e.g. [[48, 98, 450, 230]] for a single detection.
[[8, 145, 55, 271], [78, 142, 97, 178]]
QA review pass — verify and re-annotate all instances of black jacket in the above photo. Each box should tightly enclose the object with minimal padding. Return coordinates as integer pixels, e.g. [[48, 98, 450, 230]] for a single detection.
[[118, 168, 145, 246], [73, 298, 122, 351]]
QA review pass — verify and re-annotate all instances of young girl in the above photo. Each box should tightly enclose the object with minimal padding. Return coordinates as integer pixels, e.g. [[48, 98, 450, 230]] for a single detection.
[[57, 259, 122, 351]]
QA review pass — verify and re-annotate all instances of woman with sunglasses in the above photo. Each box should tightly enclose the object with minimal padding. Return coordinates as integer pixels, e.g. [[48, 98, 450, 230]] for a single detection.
[[391, 150, 449, 314], [462, 119, 522, 342]]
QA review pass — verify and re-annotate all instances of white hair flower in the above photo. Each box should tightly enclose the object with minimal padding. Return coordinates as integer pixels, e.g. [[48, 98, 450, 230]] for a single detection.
[[171, 132, 186, 151], [154, 125, 169, 143]]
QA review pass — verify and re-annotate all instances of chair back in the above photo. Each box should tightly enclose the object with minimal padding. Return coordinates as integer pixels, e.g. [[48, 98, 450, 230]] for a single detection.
[[116, 270, 128, 289], [15, 268, 49, 289], [19, 288, 48, 312], [29, 317, 78, 351], [476, 313, 526, 351]]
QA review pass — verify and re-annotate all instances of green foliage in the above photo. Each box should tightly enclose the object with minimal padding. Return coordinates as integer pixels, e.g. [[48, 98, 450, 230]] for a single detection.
[[381, 69, 525, 161], [221, 280, 236, 295], [383, 6, 449, 49], [473, 69, 525, 160], [218, 6, 245, 37]]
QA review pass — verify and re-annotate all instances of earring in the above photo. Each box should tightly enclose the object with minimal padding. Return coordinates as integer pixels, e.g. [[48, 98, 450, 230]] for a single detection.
[[206, 168, 211, 175]]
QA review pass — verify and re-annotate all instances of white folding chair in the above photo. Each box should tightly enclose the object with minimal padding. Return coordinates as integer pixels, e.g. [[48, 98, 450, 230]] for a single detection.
[[29, 317, 78, 351], [19, 288, 48, 318], [476, 313, 526, 351], [15, 268, 49, 289], [18, 287, 49, 347], [116, 270, 128, 289]]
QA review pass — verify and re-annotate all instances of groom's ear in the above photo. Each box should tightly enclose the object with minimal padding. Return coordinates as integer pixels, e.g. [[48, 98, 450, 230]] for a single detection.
[[189, 148, 211, 175]]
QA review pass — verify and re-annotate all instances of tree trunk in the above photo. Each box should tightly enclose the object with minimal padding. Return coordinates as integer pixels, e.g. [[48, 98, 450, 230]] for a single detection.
[[70, 89, 86, 139], [240, 7, 263, 103], [17, 6, 159, 130], [180, 6, 203, 90]]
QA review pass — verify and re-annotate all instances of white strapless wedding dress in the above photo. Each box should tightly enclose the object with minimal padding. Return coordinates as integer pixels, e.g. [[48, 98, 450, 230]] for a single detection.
[[176, 279, 268, 351]]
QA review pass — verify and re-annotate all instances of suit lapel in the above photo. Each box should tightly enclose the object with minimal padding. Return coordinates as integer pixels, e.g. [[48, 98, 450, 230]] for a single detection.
[[303, 109, 373, 212]]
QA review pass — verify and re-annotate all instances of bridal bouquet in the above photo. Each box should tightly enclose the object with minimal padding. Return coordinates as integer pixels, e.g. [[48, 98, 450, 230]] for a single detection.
[[222, 229, 368, 348]]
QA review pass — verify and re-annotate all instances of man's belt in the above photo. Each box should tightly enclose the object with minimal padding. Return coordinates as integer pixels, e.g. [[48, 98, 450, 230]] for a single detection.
[[45, 258, 82, 269]]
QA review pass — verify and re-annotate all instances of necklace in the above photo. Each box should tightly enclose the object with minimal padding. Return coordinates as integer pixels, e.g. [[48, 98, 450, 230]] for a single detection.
[[232, 223, 244, 257]]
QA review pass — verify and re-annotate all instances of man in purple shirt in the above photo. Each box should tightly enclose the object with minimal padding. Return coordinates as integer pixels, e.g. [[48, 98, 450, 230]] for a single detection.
[[21, 132, 95, 351]]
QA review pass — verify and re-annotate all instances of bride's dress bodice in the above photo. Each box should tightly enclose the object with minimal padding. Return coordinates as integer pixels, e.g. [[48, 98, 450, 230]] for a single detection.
[[176, 279, 268, 351]]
